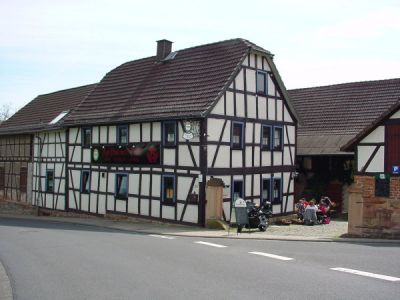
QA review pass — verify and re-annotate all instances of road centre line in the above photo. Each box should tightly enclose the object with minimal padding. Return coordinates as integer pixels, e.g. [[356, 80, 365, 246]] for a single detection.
[[248, 251, 294, 261], [148, 234, 175, 240], [195, 241, 227, 248], [331, 267, 400, 282]]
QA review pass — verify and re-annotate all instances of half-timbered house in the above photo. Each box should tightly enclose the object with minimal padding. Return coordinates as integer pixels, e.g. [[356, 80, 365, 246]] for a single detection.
[[0, 84, 96, 208], [61, 39, 298, 225], [289, 78, 400, 213]]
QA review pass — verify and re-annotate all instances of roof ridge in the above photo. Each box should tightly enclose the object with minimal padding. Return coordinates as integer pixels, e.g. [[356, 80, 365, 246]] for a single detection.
[[37, 83, 97, 97], [288, 77, 400, 92]]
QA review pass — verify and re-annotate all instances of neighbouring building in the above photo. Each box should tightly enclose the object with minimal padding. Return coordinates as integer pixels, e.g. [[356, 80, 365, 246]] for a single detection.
[[342, 101, 400, 237], [0, 84, 96, 207], [0, 39, 297, 226], [288, 78, 400, 213]]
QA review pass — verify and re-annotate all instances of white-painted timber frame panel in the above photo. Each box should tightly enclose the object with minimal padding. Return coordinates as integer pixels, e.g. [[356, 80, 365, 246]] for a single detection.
[[208, 52, 296, 220]]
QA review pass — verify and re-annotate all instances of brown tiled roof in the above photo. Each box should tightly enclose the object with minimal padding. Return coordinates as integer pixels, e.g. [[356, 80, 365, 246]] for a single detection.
[[65, 38, 294, 125], [0, 83, 96, 135], [288, 78, 400, 155]]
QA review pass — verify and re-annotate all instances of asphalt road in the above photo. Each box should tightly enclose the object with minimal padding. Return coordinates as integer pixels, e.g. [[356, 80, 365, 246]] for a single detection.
[[0, 217, 399, 300]]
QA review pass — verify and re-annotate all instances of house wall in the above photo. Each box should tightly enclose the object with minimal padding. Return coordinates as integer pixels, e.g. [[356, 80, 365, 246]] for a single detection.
[[0, 134, 32, 203], [208, 52, 296, 220], [357, 125, 385, 173], [348, 175, 400, 238], [32, 130, 67, 210], [68, 122, 201, 224]]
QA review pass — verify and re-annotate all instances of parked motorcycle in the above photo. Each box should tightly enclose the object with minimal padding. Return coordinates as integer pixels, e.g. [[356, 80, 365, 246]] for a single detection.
[[238, 201, 273, 232]]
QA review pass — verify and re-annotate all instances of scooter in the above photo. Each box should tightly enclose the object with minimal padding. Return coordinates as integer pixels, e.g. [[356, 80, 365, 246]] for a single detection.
[[238, 201, 272, 232]]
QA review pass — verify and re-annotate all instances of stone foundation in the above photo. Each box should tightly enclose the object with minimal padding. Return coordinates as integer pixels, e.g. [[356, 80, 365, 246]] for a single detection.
[[348, 175, 400, 238]]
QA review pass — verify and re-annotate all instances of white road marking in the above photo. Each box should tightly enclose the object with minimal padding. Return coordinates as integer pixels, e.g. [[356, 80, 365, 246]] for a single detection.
[[248, 251, 294, 261], [195, 241, 227, 248], [331, 267, 400, 282], [148, 234, 175, 240]]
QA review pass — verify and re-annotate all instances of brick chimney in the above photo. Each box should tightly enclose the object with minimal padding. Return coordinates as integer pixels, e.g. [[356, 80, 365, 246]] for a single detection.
[[156, 39, 172, 61]]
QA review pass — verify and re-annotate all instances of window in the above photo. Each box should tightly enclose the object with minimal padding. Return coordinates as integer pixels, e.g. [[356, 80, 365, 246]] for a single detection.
[[232, 180, 244, 201], [273, 127, 283, 151], [162, 175, 176, 205], [82, 127, 92, 147], [46, 170, 54, 193], [115, 174, 128, 199], [256, 71, 267, 95], [117, 125, 128, 145], [272, 178, 282, 204], [80, 170, 90, 193], [49, 111, 69, 124], [261, 179, 271, 203], [163, 122, 176, 147], [231, 122, 244, 149], [261, 125, 272, 150]]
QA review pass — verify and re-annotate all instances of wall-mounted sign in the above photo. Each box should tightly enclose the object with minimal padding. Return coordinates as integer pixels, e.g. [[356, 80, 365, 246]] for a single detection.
[[182, 120, 200, 140], [392, 166, 400, 175], [91, 143, 160, 165]]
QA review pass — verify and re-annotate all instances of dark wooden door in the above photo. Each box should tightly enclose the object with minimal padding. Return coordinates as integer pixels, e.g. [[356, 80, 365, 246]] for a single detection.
[[385, 124, 400, 173]]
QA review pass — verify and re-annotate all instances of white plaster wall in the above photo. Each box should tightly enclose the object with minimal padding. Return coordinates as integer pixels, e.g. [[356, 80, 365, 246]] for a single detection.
[[245, 175, 252, 197], [390, 110, 400, 119], [268, 99, 275, 120], [360, 126, 384, 143], [276, 100, 283, 121], [268, 74, 275, 96], [226, 92, 234, 116], [258, 97, 267, 119], [163, 149, 175, 165], [141, 174, 150, 196], [214, 146, 230, 168], [246, 69, 256, 93], [253, 174, 260, 196], [98, 194, 106, 214], [247, 95, 257, 119], [162, 206, 174, 220], [235, 69, 244, 91], [254, 146, 260, 166], [108, 126, 116, 143], [152, 122, 161, 141], [208, 118, 225, 141], [245, 146, 252, 167], [141, 199, 149, 216], [142, 123, 151, 142], [246, 123, 253, 143], [151, 200, 160, 217], [177, 176, 192, 201], [128, 197, 139, 214], [273, 152, 283, 165], [357, 146, 376, 172], [100, 126, 108, 143], [366, 146, 385, 173], [236, 93, 245, 117], [69, 128, 80, 143], [232, 151, 243, 168], [130, 124, 140, 143], [211, 96, 225, 115], [261, 151, 272, 166], [151, 174, 161, 197], [284, 106, 293, 123], [182, 205, 198, 223]]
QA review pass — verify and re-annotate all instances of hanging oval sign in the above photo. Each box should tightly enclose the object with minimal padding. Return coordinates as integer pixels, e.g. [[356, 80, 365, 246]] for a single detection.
[[183, 132, 194, 140]]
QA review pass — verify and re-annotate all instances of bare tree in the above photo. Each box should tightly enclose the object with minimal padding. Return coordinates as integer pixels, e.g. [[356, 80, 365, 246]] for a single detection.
[[0, 103, 14, 122]]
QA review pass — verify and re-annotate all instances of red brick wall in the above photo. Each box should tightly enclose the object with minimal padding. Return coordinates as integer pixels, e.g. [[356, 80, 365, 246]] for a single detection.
[[349, 175, 400, 238]]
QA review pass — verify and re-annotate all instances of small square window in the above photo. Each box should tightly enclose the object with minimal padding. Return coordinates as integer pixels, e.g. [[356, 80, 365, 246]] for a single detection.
[[163, 122, 176, 147], [273, 127, 283, 151], [162, 175, 175, 205], [261, 179, 271, 203], [231, 122, 244, 149], [81, 171, 90, 193], [117, 125, 128, 145], [273, 178, 282, 204], [261, 125, 272, 150], [46, 170, 54, 193], [256, 71, 267, 95], [82, 127, 92, 147], [115, 174, 128, 199]]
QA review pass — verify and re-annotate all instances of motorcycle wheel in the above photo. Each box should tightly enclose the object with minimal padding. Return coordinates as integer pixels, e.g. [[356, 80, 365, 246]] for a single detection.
[[258, 224, 266, 232]]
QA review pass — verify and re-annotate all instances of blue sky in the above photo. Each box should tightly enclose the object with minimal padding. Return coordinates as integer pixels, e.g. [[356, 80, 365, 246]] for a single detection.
[[1, 0, 399, 112]]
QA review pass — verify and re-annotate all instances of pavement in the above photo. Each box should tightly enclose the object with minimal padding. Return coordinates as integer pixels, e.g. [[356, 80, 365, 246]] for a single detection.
[[0, 213, 398, 243]]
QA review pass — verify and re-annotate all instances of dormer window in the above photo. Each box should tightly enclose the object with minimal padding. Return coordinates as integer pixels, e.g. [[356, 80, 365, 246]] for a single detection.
[[256, 71, 267, 95]]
